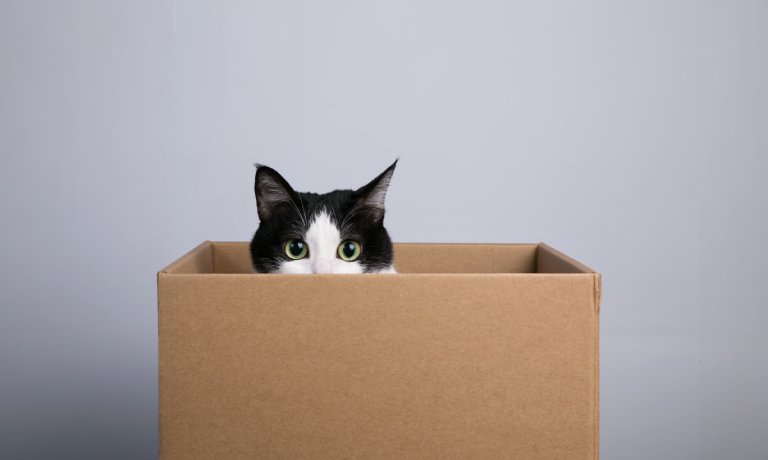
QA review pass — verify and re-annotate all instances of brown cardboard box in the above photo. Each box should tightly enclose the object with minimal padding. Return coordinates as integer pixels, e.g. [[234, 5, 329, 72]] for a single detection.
[[158, 242, 601, 459]]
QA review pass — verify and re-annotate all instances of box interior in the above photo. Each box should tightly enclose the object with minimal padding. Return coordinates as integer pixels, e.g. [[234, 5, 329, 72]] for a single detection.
[[161, 242, 594, 275]]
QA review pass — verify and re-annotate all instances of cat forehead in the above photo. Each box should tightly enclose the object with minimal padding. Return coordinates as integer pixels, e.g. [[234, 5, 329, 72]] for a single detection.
[[276, 193, 354, 229], [299, 190, 356, 213], [305, 210, 341, 246]]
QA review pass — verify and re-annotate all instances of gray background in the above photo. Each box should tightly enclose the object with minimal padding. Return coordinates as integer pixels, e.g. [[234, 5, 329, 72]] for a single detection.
[[1, 1, 766, 459]]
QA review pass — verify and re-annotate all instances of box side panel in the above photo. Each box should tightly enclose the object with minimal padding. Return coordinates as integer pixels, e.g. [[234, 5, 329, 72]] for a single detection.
[[489, 244, 538, 273], [207, 242, 539, 274], [212, 242, 254, 273], [395, 243, 537, 273], [160, 241, 213, 274], [595, 307, 600, 460], [158, 274, 598, 459], [537, 244, 595, 274]]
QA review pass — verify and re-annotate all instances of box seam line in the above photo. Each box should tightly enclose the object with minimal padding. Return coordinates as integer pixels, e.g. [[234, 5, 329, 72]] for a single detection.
[[593, 274, 601, 315]]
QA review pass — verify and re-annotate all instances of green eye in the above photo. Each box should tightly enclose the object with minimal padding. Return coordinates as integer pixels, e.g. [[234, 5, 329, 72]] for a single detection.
[[284, 239, 308, 260], [337, 240, 362, 261]]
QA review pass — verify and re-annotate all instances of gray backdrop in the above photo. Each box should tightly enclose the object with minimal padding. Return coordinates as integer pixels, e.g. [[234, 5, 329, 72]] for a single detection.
[[1, 1, 767, 459]]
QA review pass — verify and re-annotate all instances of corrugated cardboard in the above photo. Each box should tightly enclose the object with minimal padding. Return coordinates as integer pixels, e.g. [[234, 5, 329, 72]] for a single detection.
[[158, 242, 601, 459]]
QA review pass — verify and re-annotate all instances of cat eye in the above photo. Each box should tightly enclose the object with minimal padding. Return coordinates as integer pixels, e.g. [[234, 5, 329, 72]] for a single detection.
[[284, 239, 308, 260], [337, 240, 362, 262]]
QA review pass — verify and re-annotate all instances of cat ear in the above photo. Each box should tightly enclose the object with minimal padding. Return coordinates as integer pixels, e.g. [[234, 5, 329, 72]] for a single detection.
[[355, 160, 397, 222], [254, 165, 300, 221]]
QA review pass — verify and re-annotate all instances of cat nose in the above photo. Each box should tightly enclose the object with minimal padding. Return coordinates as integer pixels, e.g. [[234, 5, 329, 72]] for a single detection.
[[313, 260, 332, 274]]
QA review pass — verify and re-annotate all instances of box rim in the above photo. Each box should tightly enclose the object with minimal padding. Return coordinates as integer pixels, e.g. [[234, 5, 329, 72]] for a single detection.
[[158, 240, 213, 273], [159, 241, 598, 274]]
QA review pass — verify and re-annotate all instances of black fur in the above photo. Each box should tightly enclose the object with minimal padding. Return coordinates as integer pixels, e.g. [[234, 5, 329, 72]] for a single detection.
[[250, 161, 397, 273]]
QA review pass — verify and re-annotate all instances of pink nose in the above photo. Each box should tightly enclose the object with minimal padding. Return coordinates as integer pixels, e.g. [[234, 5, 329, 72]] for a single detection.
[[313, 260, 332, 274]]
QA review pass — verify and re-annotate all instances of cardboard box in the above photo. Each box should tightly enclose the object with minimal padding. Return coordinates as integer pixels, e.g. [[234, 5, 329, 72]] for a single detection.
[[158, 242, 601, 459]]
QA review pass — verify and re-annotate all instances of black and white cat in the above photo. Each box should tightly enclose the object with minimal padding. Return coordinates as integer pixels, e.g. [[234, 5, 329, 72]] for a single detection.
[[250, 161, 397, 274]]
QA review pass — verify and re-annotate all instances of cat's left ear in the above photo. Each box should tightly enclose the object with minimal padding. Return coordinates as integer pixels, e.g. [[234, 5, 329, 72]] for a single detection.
[[254, 164, 301, 221], [355, 160, 397, 222]]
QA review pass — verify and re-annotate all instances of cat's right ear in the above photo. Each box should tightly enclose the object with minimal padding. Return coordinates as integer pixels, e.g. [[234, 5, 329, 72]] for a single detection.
[[254, 165, 299, 221], [353, 159, 398, 223]]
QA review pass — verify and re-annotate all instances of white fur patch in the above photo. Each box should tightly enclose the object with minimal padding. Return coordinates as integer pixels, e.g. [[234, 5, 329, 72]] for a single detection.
[[372, 266, 397, 274], [278, 210, 365, 274]]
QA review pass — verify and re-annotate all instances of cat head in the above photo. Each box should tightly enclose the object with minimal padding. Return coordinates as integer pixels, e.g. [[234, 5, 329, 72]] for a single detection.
[[250, 161, 397, 274]]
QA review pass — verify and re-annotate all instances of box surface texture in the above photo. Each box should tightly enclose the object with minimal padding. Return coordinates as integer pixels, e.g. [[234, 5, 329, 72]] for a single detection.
[[158, 242, 601, 459]]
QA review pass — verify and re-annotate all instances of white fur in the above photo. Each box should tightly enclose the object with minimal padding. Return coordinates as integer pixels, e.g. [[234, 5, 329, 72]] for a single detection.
[[278, 210, 364, 274], [374, 266, 397, 274]]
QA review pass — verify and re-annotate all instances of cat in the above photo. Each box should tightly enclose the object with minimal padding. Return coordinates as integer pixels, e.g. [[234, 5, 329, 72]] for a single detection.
[[250, 161, 397, 274]]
